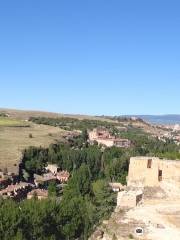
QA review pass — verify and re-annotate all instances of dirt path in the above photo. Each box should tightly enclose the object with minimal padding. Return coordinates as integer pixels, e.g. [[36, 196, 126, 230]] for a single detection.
[[126, 199, 180, 240]]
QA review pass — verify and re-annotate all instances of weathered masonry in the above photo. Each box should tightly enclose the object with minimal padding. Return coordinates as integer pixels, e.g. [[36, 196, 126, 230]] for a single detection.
[[117, 190, 143, 208], [127, 157, 180, 187]]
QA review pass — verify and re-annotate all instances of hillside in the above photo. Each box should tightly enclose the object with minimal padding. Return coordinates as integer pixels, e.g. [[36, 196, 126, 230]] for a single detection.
[[0, 108, 116, 122], [0, 117, 66, 174], [0, 108, 116, 174], [0, 109, 180, 240], [0, 108, 173, 175]]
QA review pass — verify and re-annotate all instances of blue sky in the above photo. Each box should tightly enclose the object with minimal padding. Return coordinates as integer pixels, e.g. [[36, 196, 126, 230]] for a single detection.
[[0, 0, 180, 115]]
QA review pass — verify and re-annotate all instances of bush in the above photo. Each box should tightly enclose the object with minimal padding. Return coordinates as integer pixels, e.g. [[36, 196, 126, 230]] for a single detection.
[[128, 233, 134, 239]]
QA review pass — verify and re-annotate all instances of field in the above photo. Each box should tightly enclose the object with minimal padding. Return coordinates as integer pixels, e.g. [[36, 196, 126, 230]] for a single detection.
[[0, 117, 29, 127], [0, 122, 66, 174], [0, 109, 116, 175]]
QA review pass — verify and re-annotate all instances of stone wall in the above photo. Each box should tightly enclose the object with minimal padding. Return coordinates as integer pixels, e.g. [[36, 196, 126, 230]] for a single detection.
[[117, 190, 143, 208], [127, 156, 180, 188]]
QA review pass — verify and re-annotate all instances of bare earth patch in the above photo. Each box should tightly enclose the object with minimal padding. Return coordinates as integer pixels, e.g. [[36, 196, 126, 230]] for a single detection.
[[126, 199, 180, 240], [90, 197, 180, 240]]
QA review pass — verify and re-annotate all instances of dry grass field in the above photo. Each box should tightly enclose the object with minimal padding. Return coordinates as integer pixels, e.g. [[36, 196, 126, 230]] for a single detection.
[[0, 121, 66, 174], [0, 108, 116, 122], [0, 108, 117, 175], [0, 117, 29, 127]]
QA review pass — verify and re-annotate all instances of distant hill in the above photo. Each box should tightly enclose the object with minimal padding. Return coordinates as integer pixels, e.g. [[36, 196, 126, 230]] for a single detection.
[[136, 115, 180, 125], [1, 107, 179, 125], [0, 108, 114, 122], [100, 114, 180, 125]]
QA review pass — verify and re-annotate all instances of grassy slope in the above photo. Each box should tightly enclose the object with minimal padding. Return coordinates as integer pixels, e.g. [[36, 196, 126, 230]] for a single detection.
[[0, 121, 66, 174], [0, 117, 29, 127], [0, 108, 116, 122], [0, 108, 117, 174]]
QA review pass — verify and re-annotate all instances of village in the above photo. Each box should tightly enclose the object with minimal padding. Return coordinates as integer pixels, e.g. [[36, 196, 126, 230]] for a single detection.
[[0, 127, 131, 201], [0, 164, 70, 200], [150, 123, 180, 145], [0, 125, 180, 240]]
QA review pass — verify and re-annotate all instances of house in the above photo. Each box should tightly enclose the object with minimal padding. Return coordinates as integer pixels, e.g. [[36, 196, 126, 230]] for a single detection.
[[45, 164, 59, 174], [63, 131, 81, 141], [114, 138, 131, 148], [27, 189, 48, 200], [92, 137, 115, 147], [0, 182, 33, 199], [88, 127, 131, 148], [89, 127, 111, 141], [34, 173, 57, 187], [127, 156, 180, 188], [56, 171, 70, 183]]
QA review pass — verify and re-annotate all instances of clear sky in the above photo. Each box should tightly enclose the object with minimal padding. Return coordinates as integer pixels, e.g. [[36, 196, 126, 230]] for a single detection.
[[0, 0, 180, 115]]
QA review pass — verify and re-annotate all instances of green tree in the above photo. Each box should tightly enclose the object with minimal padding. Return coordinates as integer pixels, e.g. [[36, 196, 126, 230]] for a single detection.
[[60, 196, 86, 239], [48, 181, 57, 197], [92, 179, 116, 220], [82, 128, 88, 142], [63, 164, 91, 199]]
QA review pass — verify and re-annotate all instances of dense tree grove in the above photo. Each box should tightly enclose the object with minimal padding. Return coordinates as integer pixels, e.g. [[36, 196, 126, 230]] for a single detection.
[[0, 165, 116, 240], [29, 116, 118, 131], [20, 141, 131, 184], [1, 121, 180, 239]]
